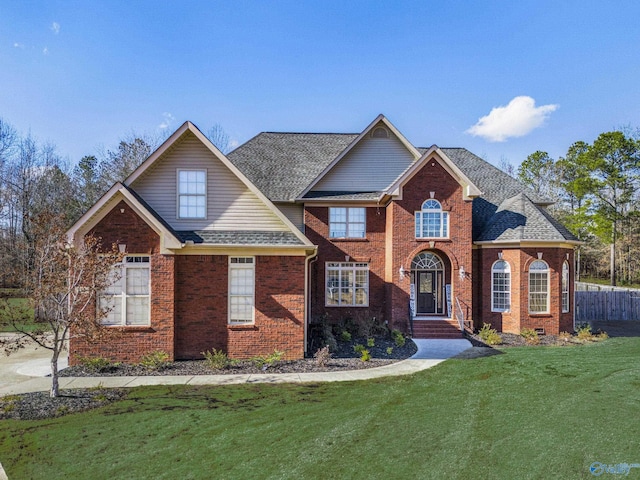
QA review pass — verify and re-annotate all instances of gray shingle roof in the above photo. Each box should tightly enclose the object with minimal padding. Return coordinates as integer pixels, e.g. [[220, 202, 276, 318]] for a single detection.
[[477, 193, 578, 242], [227, 133, 577, 244], [177, 230, 305, 246], [227, 132, 358, 201]]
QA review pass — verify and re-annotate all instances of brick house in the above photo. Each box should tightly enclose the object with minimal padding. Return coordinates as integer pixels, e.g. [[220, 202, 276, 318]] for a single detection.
[[67, 115, 579, 363]]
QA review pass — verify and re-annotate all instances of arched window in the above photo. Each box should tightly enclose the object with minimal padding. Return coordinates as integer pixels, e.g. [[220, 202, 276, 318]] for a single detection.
[[529, 260, 549, 314], [491, 260, 511, 312], [562, 261, 570, 313], [411, 252, 444, 270], [415, 199, 449, 238]]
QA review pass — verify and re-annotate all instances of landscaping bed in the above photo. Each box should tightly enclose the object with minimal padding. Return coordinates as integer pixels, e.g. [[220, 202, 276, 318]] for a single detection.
[[59, 335, 418, 377]]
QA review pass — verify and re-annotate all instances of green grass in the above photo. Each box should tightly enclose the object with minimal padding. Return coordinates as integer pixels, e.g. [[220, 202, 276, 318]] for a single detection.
[[0, 297, 39, 332], [2, 338, 640, 479]]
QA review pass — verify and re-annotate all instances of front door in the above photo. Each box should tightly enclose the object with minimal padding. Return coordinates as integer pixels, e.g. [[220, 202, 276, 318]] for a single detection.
[[417, 271, 436, 314]]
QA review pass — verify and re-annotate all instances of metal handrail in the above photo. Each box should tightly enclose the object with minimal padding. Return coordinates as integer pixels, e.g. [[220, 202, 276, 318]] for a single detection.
[[455, 298, 464, 332]]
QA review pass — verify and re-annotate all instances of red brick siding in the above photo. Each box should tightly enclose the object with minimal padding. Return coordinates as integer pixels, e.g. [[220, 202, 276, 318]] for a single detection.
[[174, 255, 306, 361], [386, 159, 474, 332], [70, 201, 175, 365], [305, 206, 387, 323], [477, 247, 575, 334]]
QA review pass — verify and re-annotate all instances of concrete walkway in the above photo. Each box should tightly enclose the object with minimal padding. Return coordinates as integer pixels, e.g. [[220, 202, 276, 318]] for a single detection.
[[0, 339, 472, 397]]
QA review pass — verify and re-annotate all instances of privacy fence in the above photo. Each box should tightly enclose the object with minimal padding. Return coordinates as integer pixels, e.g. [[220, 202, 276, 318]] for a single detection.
[[575, 282, 640, 322]]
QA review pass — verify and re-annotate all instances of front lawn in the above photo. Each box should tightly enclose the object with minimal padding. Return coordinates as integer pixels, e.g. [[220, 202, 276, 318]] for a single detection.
[[0, 297, 37, 332], [1, 338, 639, 479]]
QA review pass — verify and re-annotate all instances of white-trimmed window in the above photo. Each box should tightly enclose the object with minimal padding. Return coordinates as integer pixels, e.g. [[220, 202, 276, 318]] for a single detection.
[[229, 257, 255, 324], [529, 260, 550, 314], [177, 169, 206, 219], [329, 207, 366, 238], [491, 260, 511, 312], [562, 261, 570, 313], [415, 199, 449, 238], [326, 262, 369, 306], [99, 256, 150, 326]]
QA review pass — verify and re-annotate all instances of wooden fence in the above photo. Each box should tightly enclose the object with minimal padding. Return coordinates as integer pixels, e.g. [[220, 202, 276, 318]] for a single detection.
[[575, 288, 640, 322]]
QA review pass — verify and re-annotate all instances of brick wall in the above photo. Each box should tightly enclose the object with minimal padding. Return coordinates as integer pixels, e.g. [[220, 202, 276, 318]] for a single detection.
[[69, 200, 176, 365], [386, 159, 474, 332], [305, 206, 387, 323], [477, 247, 575, 335], [174, 255, 306, 360]]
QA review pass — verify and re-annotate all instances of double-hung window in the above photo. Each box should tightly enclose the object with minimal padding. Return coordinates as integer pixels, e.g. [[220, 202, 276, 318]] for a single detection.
[[177, 169, 206, 219], [529, 260, 550, 314], [415, 199, 449, 238], [325, 262, 369, 306], [99, 256, 150, 326], [229, 257, 255, 324], [491, 260, 511, 312], [562, 261, 570, 313], [329, 207, 366, 238]]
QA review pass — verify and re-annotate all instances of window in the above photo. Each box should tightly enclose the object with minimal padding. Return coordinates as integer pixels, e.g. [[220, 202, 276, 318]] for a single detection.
[[326, 262, 369, 306], [229, 257, 255, 324], [329, 207, 366, 238], [415, 199, 449, 238], [562, 261, 570, 313], [177, 169, 206, 219], [491, 260, 511, 312], [99, 256, 150, 326], [529, 260, 549, 314]]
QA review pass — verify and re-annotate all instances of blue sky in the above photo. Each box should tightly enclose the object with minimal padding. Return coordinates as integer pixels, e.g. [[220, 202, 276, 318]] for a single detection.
[[1, 1, 639, 168]]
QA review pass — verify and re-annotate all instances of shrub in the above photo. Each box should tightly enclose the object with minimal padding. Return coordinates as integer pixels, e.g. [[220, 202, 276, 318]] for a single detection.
[[202, 349, 231, 370], [478, 323, 502, 345], [252, 350, 285, 369], [77, 356, 118, 373], [314, 346, 331, 367], [391, 329, 406, 347], [340, 330, 352, 342], [386, 346, 394, 355], [576, 324, 594, 341], [353, 343, 366, 354], [558, 331, 572, 342], [360, 349, 371, 362], [520, 328, 540, 345], [597, 331, 609, 341], [139, 350, 170, 371], [367, 337, 375, 348]]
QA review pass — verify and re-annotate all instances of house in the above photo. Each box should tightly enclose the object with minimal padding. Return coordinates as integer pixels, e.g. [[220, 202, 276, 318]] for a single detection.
[[66, 115, 579, 363]]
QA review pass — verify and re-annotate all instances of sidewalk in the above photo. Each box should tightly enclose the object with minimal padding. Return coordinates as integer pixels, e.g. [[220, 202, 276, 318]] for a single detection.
[[0, 339, 472, 397]]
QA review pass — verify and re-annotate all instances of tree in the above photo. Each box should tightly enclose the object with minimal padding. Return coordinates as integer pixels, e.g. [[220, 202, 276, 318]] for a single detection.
[[99, 135, 155, 187], [517, 151, 558, 199], [72, 155, 105, 215], [0, 212, 123, 397], [585, 131, 640, 285], [207, 124, 231, 154]]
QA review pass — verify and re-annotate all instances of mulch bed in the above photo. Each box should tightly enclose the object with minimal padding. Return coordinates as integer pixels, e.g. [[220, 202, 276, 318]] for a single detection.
[[1, 336, 416, 421], [59, 336, 418, 377]]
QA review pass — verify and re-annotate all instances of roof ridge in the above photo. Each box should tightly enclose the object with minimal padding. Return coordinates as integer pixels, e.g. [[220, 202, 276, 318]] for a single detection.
[[261, 131, 359, 136]]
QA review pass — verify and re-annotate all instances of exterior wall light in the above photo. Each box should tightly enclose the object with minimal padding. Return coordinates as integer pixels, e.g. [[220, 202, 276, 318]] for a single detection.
[[399, 265, 406, 280], [459, 266, 466, 280]]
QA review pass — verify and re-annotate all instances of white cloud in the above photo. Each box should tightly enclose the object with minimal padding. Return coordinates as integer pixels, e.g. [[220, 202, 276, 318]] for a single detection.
[[13, 42, 25, 48], [42, 47, 49, 55], [158, 112, 176, 130], [51, 22, 60, 34], [466, 96, 558, 142]]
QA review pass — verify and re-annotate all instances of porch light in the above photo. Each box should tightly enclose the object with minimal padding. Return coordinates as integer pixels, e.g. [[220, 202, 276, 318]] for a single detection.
[[118, 243, 126, 253], [459, 266, 465, 280], [399, 265, 406, 280]]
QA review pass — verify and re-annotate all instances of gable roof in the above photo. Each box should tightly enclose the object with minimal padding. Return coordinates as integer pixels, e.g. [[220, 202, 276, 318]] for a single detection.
[[227, 132, 357, 202], [296, 115, 422, 200]]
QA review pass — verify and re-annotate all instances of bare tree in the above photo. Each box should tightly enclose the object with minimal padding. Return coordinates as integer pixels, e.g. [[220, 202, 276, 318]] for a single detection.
[[207, 123, 231, 154], [0, 212, 123, 397]]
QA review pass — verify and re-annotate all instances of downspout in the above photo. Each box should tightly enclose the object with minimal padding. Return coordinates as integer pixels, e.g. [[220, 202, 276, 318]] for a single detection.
[[304, 250, 318, 355]]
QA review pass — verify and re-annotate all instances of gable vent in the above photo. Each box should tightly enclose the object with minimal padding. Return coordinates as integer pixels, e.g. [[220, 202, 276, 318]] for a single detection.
[[371, 126, 389, 139]]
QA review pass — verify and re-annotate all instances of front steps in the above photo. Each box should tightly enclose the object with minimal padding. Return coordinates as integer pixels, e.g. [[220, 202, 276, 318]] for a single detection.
[[412, 319, 464, 339]]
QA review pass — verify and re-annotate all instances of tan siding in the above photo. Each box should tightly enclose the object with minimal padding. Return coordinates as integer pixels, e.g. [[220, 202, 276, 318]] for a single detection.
[[275, 203, 304, 232], [312, 130, 416, 192], [131, 132, 288, 231]]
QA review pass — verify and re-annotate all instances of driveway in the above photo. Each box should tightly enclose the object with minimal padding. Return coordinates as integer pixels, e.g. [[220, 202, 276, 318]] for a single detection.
[[0, 334, 68, 392]]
